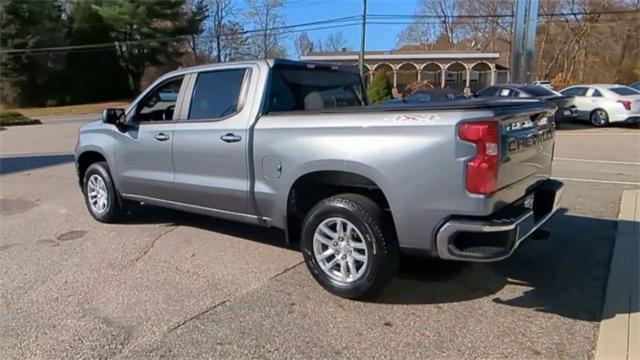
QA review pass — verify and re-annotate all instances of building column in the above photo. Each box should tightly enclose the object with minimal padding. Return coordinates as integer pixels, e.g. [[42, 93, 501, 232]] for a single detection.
[[392, 70, 398, 90], [417, 69, 422, 82], [490, 67, 496, 85], [441, 68, 446, 88], [464, 66, 471, 95]]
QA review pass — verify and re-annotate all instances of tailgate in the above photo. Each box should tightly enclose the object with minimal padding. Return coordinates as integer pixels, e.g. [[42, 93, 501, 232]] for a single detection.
[[496, 106, 556, 190]]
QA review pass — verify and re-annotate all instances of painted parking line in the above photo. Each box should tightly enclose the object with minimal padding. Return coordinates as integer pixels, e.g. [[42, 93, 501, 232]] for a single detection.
[[595, 190, 640, 360], [553, 177, 640, 186], [555, 157, 640, 166], [556, 133, 639, 136]]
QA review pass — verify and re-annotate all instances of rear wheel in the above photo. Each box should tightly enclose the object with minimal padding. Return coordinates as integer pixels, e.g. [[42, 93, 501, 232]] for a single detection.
[[82, 162, 126, 222], [590, 109, 609, 127], [301, 194, 399, 299]]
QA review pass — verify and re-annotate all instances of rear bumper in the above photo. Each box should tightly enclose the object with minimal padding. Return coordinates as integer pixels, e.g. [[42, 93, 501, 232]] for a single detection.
[[610, 113, 640, 123], [555, 107, 578, 120], [436, 179, 564, 262]]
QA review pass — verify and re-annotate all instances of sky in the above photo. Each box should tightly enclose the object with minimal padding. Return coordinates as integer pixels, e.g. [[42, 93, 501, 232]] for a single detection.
[[238, 0, 421, 57]]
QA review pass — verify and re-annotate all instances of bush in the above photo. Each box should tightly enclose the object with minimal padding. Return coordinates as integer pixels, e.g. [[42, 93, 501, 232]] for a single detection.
[[0, 111, 42, 126], [367, 72, 393, 104]]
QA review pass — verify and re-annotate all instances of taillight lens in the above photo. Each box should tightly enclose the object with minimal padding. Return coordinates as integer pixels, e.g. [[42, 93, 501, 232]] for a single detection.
[[618, 100, 632, 111], [459, 121, 499, 195]]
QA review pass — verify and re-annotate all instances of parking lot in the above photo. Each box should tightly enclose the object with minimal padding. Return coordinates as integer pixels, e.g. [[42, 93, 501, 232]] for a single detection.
[[0, 119, 638, 359]]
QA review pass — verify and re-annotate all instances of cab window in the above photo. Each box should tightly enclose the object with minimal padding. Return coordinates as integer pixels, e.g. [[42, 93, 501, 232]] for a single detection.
[[188, 69, 248, 120], [136, 76, 184, 122]]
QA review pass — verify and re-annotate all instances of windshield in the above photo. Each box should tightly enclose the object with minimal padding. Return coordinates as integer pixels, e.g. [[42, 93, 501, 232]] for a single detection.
[[610, 86, 640, 96], [265, 64, 366, 113]]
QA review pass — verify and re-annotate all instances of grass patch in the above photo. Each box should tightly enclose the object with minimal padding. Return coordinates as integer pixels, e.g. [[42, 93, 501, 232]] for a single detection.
[[1, 100, 129, 118], [0, 111, 42, 126]]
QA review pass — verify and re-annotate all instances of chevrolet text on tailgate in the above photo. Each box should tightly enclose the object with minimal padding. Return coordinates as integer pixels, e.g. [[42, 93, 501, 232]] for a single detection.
[[75, 60, 563, 299]]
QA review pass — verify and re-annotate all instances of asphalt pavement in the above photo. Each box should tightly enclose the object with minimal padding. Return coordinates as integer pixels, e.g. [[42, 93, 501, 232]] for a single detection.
[[0, 119, 638, 359]]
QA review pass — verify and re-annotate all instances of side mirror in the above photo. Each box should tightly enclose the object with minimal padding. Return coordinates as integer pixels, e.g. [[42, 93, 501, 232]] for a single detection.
[[101, 108, 126, 127]]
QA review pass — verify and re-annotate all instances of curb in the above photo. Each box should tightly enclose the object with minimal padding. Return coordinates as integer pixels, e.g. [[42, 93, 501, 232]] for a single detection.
[[595, 190, 639, 360]]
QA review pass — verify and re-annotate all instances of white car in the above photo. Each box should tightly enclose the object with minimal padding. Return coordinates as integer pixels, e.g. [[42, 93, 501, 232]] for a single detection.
[[559, 84, 640, 126], [532, 80, 554, 90]]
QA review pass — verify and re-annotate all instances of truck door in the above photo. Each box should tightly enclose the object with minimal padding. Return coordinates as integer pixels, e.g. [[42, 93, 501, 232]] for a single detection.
[[171, 66, 254, 215], [114, 75, 186, 200]]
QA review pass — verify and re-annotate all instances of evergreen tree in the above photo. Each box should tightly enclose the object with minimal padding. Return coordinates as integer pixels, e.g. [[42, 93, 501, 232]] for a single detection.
[[97, 0, 203, 92], [65, 0, 132, 103], [367, 72, 393, 104], [0, 0, 67, 106]]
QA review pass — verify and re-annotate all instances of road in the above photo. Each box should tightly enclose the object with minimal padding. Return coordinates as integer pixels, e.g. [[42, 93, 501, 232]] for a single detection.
[[0, 120, 638, 359]]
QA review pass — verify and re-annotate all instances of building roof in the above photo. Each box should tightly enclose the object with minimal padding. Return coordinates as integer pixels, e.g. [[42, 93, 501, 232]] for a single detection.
[[301, 50, 500, 62]]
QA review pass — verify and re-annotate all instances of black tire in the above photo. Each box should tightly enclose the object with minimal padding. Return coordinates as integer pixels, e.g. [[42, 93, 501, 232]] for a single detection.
[[82, 161, 126, 223], [301, 193, 399, 299], [590, 108, 609, 127]]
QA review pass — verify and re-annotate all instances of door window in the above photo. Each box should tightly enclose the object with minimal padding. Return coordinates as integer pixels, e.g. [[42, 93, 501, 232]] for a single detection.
[[137, 76, 184, 122], [498, 88, 517, 97], [590, 89, 603, 97], [188, 69, 248, 120], [561, 87, 588, 96], [476, 87, 498, 97]]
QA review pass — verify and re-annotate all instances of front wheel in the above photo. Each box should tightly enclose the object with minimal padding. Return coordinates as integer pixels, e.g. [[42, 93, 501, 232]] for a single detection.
[[301, 194, 399, 299], [82, 162, 126, 223], [590, 109, 609, 127]]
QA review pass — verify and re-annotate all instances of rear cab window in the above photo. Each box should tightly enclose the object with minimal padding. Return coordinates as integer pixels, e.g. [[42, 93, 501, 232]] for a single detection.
[[265, 63, 366, 113]]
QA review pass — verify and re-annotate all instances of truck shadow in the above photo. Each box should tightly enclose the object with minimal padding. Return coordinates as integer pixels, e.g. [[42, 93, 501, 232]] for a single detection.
[[0, 153, 75, 175], [123, 206, 625, 322], [375, 210, 622, 322]]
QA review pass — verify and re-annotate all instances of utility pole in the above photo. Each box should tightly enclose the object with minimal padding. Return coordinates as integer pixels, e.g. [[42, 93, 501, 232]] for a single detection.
[[511, 0, 539, 83], [359, 0, 367, 82]]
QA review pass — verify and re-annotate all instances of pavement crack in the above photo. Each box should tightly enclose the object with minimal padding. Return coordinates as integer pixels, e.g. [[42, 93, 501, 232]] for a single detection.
[[169, 300, 229, 333], [270, 260, 304, 280], [129, 226, 177, 264]]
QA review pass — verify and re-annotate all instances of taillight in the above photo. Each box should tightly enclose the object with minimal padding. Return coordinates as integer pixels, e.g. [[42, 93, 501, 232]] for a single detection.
[[618, 100, 632, 111], [459, 121, 499, 195]]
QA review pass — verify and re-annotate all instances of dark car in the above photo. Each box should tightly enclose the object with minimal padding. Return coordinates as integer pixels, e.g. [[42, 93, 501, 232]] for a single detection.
[[475, 84, 578, 121], [630, 81, 640, 91], [387, 88, 466, 104]]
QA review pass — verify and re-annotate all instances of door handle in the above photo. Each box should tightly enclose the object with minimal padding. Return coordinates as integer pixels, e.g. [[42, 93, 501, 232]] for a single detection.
[[220, 133, 241, 143], [154, 133, 170, 142]]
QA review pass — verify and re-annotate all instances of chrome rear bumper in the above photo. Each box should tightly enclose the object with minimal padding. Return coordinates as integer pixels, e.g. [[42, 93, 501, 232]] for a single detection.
[[436, 180, 564, 262]]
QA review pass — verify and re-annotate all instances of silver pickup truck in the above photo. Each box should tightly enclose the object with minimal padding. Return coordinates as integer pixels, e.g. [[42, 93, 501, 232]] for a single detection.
[[75, 60, 563, 299]]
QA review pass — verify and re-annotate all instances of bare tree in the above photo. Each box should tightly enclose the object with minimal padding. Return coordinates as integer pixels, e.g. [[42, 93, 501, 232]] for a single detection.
[[207, 0, 236, 63], [396, 21, 436, 49], [294, 32, 313, 58], [219, 21, 251, 61], [185, 0, 208, 65], [244, 0, 286, 59], [321, 31, 348, 52]]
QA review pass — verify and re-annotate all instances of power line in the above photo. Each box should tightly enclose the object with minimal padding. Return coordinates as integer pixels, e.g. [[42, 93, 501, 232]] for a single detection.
[[367, 8, 639, 19], [2, 6, 637, 55], [0, 15, 361, 54], [2, 21, 363, 57]]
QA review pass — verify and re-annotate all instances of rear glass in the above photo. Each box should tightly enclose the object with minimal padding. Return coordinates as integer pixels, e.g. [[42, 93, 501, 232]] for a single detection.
[[610, 87, 640, 96], [265, 64, 365, 113], [522, 86, 555, 96]]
